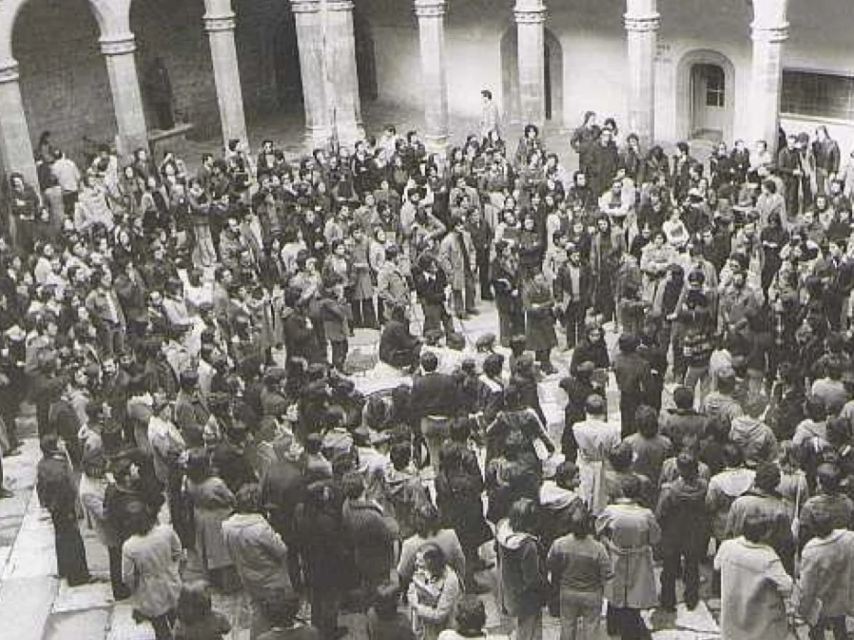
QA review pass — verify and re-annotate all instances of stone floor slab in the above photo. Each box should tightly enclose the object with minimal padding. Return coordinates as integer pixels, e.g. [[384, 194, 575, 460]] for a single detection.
[[44, 607, 110, 640], [52, 579, 113, 614], [0, 576, 59, 640]]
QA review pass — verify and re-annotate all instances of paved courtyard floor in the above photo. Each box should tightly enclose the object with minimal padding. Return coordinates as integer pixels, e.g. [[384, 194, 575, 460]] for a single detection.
[[0, 299, 761, 640]]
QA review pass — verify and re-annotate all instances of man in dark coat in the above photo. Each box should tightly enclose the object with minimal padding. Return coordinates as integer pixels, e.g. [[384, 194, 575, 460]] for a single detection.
[[412, 254, 454, 337], [174, 369, 208, 448], [656, 453, 709, 611], [410, 350, 462, 473], [558, 361, 605, 460], [378, 304, 421, 370], [260, 435, 307, 592], [613, 333, 651, 438], [281, 286, 322, 364], [36, 434, 92, 586], [555, 243, 593, 350]]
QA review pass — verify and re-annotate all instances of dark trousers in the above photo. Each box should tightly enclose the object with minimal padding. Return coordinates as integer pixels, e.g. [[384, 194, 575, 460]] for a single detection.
[[422, 301, 454, 337], [351, 299, 377, 329], [108, 546, 131, 600], [476, 249, 492, 300], [606, 604, 651, 640], [311, 585, 341, 639], [62, 192, 78, 217], [51, 511, 90, 585], [563, 303, 588, 349], [660, 548, 700, 609], [152, 101, 175, 131], [331, 339, 349, 371], [148, 611, 176, 640], [809, 615, 848, 640], [620, 396, 641, 438]]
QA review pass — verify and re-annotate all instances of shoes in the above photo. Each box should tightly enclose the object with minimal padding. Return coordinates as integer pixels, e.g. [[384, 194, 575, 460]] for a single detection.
[[466, 308, 480, 315], [4, 447, 21, 457], [457, 314, 470, 321], [685, 599, 699, 611], [0, 487, 13, 499]]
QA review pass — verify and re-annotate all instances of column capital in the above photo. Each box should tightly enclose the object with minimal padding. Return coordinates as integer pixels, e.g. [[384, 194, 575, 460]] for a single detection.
[[514, 0, 546, 24], [751, 21, 790, 42], [326, 0, 354, 12], [204, 12, 236, 32], [0, 59, 20, 84], [99, 33, 137, 56], [414, 0, 446, 18], [290, 0, 320, 14], [624, 12, 660, 32]]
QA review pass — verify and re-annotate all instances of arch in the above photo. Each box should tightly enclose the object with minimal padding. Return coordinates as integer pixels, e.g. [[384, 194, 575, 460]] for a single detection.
[[13, 0, 118, 162], [676, 49, 736, 143], [353, 9, 377, 102], [500, 25, 563, 125]]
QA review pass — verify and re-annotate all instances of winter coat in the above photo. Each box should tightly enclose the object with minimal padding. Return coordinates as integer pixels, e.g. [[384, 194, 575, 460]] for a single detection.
[[797, 529, 854, 620], [714, 537, 792, 640], [522, 282, 557, 352], [729, 416, 778, 468], [595, 501, 660, 609], [655, 477, 709, 554], [546, 533, 613, 594], [186, 476, 235, 571], [438, 230, 476, 291], [122, 524, 183, 618], [383, 468, 430, 540], [725, 490, 794, 565], [221, 512, 292, 601], [496, 520, 545, 617], [294, 499, 349, 591], [342, 498, 398, 584]]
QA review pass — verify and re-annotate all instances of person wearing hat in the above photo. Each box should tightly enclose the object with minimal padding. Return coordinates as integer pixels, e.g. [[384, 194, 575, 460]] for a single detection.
[[613, 334, 651, 438]]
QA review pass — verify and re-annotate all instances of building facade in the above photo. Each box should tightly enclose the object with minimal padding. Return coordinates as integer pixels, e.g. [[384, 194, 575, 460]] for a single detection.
[[1, 0, 852, 186]]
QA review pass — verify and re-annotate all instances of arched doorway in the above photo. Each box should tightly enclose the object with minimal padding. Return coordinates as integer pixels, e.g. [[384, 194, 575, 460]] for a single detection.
[[677, 50, 735, 143], [14, 0, 116, 166], [500, 26, 563, 125], [354, 10, 378, 102]]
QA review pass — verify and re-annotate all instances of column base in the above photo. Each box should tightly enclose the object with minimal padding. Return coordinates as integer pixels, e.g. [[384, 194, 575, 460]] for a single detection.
[[304, 125, 332, 152], [424, 133, 449, 155], [334, 121, 365, 149], [115, 131, 149, 159]]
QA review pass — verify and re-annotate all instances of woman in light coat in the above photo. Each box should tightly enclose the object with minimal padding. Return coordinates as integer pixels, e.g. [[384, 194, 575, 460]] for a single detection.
[[714, 513, 793, 640], [122, 502, 183, 640], [222, 484, 292, 639], [596, 476, 660, 639]]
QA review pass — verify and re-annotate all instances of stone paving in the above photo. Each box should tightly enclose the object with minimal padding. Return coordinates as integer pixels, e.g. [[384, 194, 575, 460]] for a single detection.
[[0, 300, 740, 640]]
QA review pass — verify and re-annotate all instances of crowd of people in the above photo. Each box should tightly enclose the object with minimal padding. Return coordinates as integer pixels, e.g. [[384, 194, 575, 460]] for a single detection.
[[6, 93, 854, 640]]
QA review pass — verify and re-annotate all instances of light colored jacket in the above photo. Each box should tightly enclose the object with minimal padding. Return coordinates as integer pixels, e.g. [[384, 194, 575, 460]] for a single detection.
[[714, 537, 792, 640], [221, 512, 292, 601], [122, 524, 183, 617]]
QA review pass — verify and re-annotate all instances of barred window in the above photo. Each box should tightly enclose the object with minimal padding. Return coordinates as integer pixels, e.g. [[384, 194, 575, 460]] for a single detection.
[[782, 69, 854, 121]]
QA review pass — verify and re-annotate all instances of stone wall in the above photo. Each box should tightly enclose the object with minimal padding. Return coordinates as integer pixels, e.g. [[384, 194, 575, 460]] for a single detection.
[[12, 0, 301, 165]]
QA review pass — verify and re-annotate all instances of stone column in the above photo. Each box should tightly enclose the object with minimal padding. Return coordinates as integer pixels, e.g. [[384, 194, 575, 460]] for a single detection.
[[204, 4, 248, 150], [0, 60, 37, 187], [324, 0, 363, 147], [624, 0, 659, 147], [414, 0, 449, 153], [749, 0, 789, 156], [100, 33, 149, 158], [514, 0, 546, 128], [291, 0, 331, 150]]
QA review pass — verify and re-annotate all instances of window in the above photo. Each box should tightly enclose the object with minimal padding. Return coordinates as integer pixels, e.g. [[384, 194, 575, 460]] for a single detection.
[[700, 64, 725, 108], [782, 70, 854, 121]]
